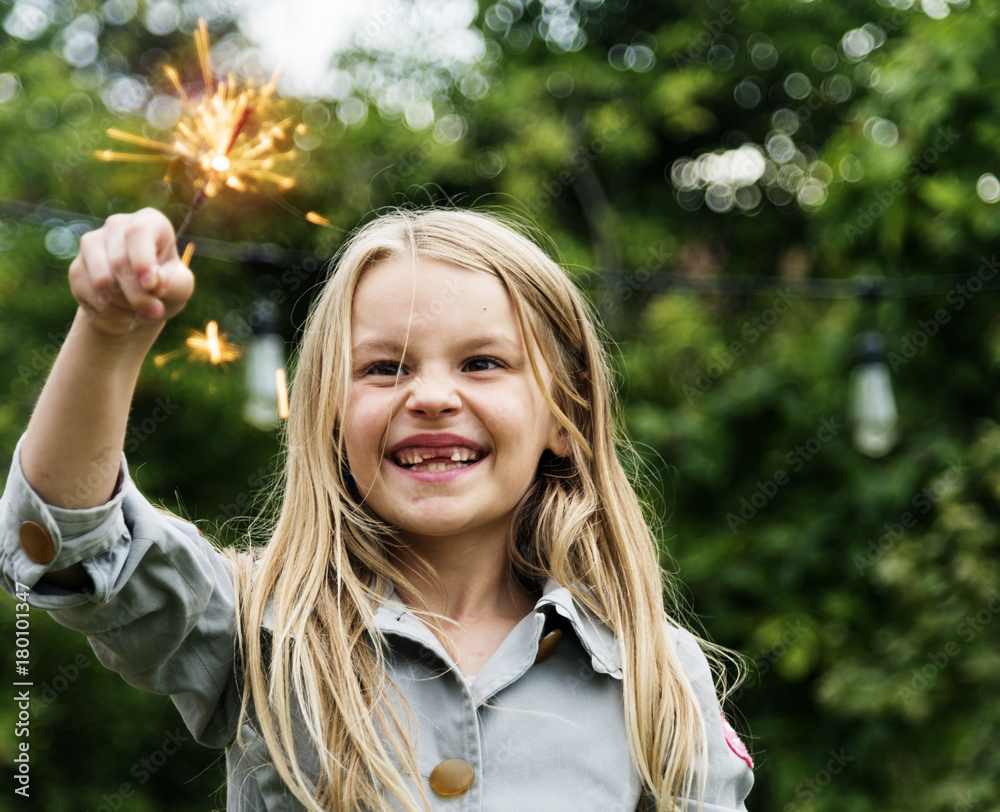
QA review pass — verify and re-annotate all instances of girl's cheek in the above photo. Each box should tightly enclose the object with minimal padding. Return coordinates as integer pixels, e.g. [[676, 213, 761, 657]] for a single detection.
[[343, 453, 374, 493]]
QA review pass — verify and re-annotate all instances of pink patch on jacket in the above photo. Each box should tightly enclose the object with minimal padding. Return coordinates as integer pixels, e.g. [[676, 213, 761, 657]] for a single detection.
[[721, 714, 754, 769]]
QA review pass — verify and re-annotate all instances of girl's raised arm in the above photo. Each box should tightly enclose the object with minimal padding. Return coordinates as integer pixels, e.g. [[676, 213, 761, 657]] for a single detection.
[[20, 209, 193, 586]]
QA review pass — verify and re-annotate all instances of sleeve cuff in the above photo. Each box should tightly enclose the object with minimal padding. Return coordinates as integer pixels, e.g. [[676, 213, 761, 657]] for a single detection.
[[1, 435, 130, 598]]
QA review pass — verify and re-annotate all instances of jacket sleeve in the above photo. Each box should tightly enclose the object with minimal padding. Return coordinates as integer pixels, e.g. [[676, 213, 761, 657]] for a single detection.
[[0, 435, 241, 749], [672, 626, 755, 811]]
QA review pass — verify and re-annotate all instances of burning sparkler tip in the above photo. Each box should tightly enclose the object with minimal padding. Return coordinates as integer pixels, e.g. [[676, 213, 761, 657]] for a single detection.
[[97, 17, 300, 201]]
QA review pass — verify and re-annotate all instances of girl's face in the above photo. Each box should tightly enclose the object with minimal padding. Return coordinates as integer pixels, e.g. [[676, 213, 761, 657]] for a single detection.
[[345, 256, 565, 549]]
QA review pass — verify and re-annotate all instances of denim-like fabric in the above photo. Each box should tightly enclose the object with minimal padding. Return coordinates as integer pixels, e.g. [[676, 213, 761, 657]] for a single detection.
[[1, 436, 753, 811]]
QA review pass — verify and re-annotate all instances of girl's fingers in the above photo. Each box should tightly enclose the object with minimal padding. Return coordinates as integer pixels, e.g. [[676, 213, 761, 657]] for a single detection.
[[114, 267, 163, 321], [69, 210, 191, 334], [158, 256, 195, 311], [71, 263, 136, 330], [112, 215, 165, 319], [71, 235, 117, 315], [126, 209, 175, 288], [68, 260, 102, 317]]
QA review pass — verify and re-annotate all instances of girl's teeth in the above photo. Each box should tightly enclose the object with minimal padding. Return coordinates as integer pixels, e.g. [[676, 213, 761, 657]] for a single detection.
[[394, 445, 484, 469], [407, 461, 473, 472]]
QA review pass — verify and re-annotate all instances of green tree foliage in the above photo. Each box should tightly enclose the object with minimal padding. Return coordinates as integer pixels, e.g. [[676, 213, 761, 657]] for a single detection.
[[1, 1, 999, 809]]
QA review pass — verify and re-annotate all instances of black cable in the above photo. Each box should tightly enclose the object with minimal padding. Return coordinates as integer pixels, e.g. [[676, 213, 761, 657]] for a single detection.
[[4, 197, 999, 299]]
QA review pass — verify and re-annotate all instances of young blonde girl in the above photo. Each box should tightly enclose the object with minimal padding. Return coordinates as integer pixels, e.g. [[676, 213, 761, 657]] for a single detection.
[[1, 207, 753, 810]]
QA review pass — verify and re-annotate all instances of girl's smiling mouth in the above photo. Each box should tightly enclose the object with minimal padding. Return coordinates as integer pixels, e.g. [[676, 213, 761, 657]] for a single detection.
[[387, 434, 488, 477]]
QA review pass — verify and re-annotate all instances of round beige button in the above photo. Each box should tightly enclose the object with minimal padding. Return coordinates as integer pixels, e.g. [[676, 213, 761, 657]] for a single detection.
[[429, 758, 475, 797], [19, 521, 54, 565], [534, 628, 563, 664]]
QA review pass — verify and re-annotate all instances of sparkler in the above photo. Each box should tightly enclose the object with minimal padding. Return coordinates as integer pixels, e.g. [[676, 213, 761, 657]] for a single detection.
[[95, 18, 300, 235], [154, 320, 242, 368], [94, 21, 297, 415]]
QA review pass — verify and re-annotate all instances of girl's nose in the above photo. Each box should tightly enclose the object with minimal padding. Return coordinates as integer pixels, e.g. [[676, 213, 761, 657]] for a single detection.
[[404, 373, 462, 416]]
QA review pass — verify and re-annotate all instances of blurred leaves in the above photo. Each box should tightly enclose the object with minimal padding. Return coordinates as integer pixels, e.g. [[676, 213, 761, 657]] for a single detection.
[[2, 0, 1000, 810]]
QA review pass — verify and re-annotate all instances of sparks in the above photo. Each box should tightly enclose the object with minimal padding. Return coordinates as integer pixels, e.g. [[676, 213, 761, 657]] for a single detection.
[[276, 368, 289, 419], [205, 320, 222, 364], [305, 211, 331, 227], [95, 18, 300, 200], [154, 320, 242, 368]]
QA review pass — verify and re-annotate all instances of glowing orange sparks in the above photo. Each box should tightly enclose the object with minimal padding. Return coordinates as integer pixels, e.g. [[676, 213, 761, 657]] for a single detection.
[[154, 320, 241, 368], [205, 320, 222, 364], [180, 241, 195, 268], [276, 368, 289, 419], [95, 19, 300, 199], [305, 211, 331, 227]]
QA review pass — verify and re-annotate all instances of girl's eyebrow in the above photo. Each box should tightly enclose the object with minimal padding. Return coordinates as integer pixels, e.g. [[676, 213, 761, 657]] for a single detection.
[[352, 338, 405, 357], [352, 334, 524, 358], [457, 334, 524, 356]]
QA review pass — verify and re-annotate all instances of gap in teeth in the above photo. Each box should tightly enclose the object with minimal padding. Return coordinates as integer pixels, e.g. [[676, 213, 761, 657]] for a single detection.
[[405, 460, 476, 472], [396, 448, 479, 466]]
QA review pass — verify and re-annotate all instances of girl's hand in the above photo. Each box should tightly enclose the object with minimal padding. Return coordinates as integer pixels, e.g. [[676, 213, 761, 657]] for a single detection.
[[69, 208, 195, 337]]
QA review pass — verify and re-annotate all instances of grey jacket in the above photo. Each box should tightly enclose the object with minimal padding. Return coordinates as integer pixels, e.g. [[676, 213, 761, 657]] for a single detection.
[[1, 438, 753, 811]]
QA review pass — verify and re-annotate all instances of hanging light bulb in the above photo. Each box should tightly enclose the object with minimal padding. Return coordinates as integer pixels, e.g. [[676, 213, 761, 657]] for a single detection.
[[849, 331, 898, 457], [244, 300, 287, 430]]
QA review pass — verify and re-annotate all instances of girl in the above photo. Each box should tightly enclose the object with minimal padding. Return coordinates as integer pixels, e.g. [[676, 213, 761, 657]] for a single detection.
[[1, 207, 754, 810]]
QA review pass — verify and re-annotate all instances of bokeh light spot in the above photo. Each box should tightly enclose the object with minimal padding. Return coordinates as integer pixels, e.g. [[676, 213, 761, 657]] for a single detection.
[[976, 173, 1000, 204]]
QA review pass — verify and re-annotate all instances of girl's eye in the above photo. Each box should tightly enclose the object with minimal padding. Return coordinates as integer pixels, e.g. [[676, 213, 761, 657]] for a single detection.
[[365, 361, 404, 376], [464, 356, 503, 372]]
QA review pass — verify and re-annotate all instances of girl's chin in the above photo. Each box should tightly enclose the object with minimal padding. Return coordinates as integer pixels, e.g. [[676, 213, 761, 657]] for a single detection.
[[388, 510, 508, 545]]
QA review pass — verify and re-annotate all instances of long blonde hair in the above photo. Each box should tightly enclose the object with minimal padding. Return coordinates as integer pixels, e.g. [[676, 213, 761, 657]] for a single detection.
[[226, 207, 737, 810]]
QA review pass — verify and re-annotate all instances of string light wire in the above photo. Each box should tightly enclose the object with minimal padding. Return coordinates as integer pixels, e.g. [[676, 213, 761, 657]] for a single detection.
[[4, 198, 1000, 300]]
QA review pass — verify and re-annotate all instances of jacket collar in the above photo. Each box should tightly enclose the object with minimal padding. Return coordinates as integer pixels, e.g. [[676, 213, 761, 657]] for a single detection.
[[535, 579, 622, 677], [371, 578, 622, 678]]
